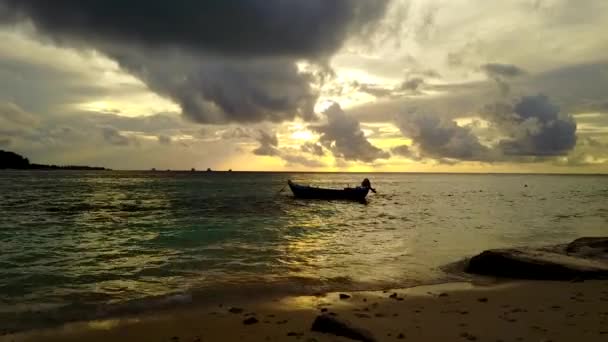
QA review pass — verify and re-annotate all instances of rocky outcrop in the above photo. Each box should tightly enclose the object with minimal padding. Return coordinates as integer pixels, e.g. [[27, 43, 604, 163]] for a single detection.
[[311, 315, 376, 342], [465, 237, 608, 280]]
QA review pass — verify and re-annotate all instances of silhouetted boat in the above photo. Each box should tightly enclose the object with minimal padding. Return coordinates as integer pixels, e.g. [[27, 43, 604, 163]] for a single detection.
[[287, 180, 370, 201]]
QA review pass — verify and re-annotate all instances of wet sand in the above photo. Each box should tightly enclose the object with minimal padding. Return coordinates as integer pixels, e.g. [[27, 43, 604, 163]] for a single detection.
[[3, 280, 608, 342]]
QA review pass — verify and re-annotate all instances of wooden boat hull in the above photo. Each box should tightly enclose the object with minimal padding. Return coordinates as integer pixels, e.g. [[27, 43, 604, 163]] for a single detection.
[[288, 181, 369, 201]]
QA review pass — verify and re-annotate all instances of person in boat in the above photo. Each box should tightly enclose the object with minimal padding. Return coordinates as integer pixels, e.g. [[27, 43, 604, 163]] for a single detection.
[[361, 178, 376, 193]]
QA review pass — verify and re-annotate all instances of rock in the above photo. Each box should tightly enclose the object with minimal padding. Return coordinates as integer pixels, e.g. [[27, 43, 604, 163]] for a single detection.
[[339, 293, 351, 300], [228, 307, 244, 314], [243, 317, 259, 325], [311, 315, 376, 342], [566, 237, 608, 259], [465, 241, 608, 280]]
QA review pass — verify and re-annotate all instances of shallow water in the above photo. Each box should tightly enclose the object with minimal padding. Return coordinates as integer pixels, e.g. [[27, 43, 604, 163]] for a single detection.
[[0, 171, 606, 331]]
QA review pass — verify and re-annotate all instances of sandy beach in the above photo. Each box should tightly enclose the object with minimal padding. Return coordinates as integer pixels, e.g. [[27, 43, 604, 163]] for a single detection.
[[3, 279, 607, 342]]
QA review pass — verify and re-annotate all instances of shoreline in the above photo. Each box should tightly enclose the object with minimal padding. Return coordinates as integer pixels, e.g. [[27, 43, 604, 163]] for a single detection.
[[3, 279, 607, 342]]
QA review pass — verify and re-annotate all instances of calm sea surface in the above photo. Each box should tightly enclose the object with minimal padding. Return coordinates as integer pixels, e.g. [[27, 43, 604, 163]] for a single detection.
[[0, 171, 606, 331]]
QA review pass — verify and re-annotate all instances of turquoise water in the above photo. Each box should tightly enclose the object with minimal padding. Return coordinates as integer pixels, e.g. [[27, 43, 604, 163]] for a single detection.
[[0, 171, 606, 331]]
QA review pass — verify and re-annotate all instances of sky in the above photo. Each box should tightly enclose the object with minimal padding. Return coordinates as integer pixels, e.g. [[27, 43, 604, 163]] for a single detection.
[[0, 0, 606, 172]]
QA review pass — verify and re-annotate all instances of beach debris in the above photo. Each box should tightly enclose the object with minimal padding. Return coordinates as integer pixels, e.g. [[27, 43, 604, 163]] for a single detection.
[[243, 317, 259, 325], [459, 332, 478, 341], [354, 313, 371, 318], [339, 293, 351, 300], [228, 307, 244, 314], [311, 315, 376, 342]]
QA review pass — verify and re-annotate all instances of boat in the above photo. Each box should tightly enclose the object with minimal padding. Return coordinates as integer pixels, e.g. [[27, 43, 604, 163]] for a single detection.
[[287, 180, 371, 201]]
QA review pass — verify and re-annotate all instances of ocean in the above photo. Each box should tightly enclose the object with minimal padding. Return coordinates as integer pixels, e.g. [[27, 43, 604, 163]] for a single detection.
[[0, 171, 606, 332]]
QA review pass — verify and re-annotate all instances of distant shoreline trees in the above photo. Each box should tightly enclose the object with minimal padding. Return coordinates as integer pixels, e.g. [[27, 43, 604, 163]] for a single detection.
[[0, 150, 109, 170]]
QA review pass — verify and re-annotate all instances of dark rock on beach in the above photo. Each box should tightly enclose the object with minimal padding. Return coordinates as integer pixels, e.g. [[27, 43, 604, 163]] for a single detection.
[[339, 293, 351, 300], [311, 315, 376, 342], [566, 237, 608, 259], [466, 237, 608, 280], [243, 317, 259, 325], [228, 307, 244, 314]]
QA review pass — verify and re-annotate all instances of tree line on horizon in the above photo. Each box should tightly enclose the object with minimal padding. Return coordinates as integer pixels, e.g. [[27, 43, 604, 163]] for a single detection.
[[0, 150, 108, 170]]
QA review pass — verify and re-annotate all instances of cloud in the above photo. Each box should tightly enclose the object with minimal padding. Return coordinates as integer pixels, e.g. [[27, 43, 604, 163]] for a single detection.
[[110, 51, 319, 124], [157, 135, 171, 145], [0, 1, 391, 124], [252, 130, 325, 167], [355, 82, 395, 98], [481, 63, 526, 78], [279, 151, 325, 168], [220, 127, 254, 140], [312, 103, 389, 162], [399, 77, 425, 92], [396, 112, 494, 161], [0, 1, 389, 59], [252, 130, 279, 156], [391, 145, 421, 160], [481, 63, 526, 95], [487, 94, 577, 156], [301, 142, 325, 156], [0, 101, 38, 136], [101, 126, 133, 146]]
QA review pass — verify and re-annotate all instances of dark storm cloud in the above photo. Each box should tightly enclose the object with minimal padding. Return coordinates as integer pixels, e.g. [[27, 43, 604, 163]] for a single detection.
[[312, 103, 389, 163], [110, 50, 318, 124], [301, 142, 325, 157], [0, 1, 390, 124], [0, 0, 389, 59], [396, 112, 493, 161], [487, 94, 577, 156]]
